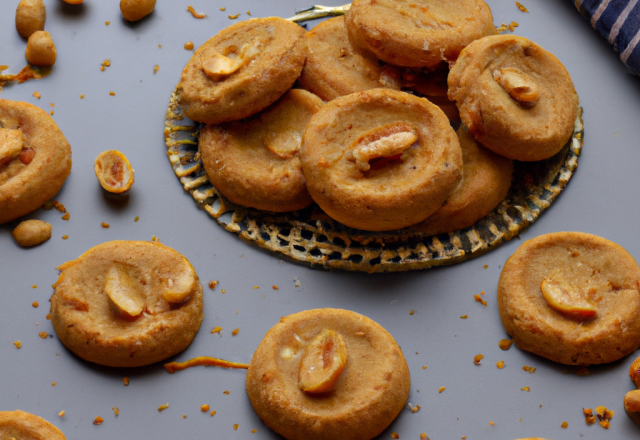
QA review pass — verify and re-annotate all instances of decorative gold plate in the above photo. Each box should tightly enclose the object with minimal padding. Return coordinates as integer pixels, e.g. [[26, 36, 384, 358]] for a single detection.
[[165, 85, 583, 273]]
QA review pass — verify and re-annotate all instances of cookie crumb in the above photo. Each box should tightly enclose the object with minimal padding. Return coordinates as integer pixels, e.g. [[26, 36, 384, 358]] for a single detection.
[[13, 341, 21, 349], [58, 411, 65, 417], [112, 407, 119, 416], [561, 421, 568, 428], [515, 1, 529, 12], [38, 331, 47, 339], [46, 314, 51, 320], [391, 433, 399, 439], [33, 91, 41, 99], [521, 386, 530, 391], [420, 434, 429, 440], [584, 408, 596, 425], [490, 421, 494, 426], [422, 366, 427, 370], [184, 42, 194, 50], [233, 424, 239, 430], [272, 285, 278, 290], [251, 429, 257, 433], [32, 301, 39, 307], [496, 360, 505, 369], [101, 222, 110, 228], [122, 377, 130, 386], [80, 94, 84, 99], [209, 280, 218, 289], [51, 382, 56, 386], [473, 354, 484, 365], [134, 216, 139, 222], [221, 289, 226, 293], [187, 6, 205, 18], [460, 314, 468, 319], [522, 365, 536, 374], [410, 310, 415, 315], [201, 405, 209, 412], [220, 7, 226, 11], [210, 410, 216, 416], [61, 212, 70, 220], [229, 13, 240, 19], [105, 21, 110, 25], [438, 386, 445, 393], [410, 404, 421, 413], [153, 65, 159, 73], [499, 339, 513, 350], [483, 264, 488, 269], [232, 328, 239, 336], [182, 415, 187, 419], [109, 91, 115, 96], [158, 403, 170, 412], [474, 294, 487, 306], [32, 285, 37, 289], [223, 390, 230, 395], [93, 416, 104, 425], [211, 326, 222, 334], [596, 406, 613, 428], [253, 286, 259, 289]]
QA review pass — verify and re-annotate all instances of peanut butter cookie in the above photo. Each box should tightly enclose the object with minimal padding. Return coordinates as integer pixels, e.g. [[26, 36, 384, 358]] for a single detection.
[[498, 232, 640, 365], [50, 241, 203, 367], [0, 410, 65, 440], [246, 308, 410, 440], [448, 35, 579, 161], [301, 88, 462, 231], [179, 17, 307, 124], [0, 100, 72, 224]]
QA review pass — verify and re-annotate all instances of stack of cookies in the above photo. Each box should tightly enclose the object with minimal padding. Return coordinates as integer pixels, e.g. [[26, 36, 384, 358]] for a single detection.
[[177, 0, 579, 236]]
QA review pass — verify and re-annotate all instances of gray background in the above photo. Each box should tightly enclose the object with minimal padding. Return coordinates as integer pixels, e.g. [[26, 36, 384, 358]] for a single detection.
[[1, 0, 639, 439]]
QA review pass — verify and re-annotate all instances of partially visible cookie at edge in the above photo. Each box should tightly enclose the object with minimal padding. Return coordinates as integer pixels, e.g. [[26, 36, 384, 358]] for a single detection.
[[0, 410, 66, 440]]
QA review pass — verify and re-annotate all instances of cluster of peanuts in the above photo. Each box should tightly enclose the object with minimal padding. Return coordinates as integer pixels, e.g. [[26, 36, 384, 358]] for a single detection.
[[14, 0, 156, 67]]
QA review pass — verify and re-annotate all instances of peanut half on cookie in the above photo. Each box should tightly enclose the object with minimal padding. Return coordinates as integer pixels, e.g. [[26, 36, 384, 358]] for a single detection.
[[246, 308, 410, 440], [498, 232, 640, 365], [50, 241, 203, 367]]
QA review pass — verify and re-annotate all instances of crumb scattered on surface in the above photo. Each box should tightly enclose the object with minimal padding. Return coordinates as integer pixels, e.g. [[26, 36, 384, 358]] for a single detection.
[[251, 429, 257, 433], [32, 285, 37, 289], [158, 403, 170, 412], [134, 216, 139, 222], [561, 421, 568, 428], [523, 365, 536, 374], [596, 406, 613, 429], [62, 235, 68, 240], [489, 421, 494, 426], [184, 41, 194, 50], [93, 416, 104, 425], [474, 354, 484, 365], [460, 314, 468, 319], [253, 286, 259, 289], [154, 65, 159, 73], [229, 13, 240, 19], [420, 434, 429, 440], [32, 301, 39, 307], [13, 341, 21, 349], [61, 212, 70, 220], [516, 1, 529, 12], [58, 411, 65, 417], [272, 285, 278, 290], [474, 294, 487, 306], [101, 222, 109, 228], [105, 21, 110, 25], [410, 310, 415, 315], [232, 328, 239, 336], [210, 410, 216, 416], [483, 265, 488, 269], [109, 91, 115, 96], [187, 5, 205, 18], [234, 424, 239, 430], [122, 377, 130, 386], [201, 404, 209, 412], [422, 366, 427, 370], [221, 289, 226, 293], [497, 360, 505, 369], [220, 7, 226, 11], [211, 326, 222, 334], [391, 433, 399, 439], [499, 339, 513, 350], [438, 387, 445, 393], [112, 407, 119, 416], [50, 110, 54, 115], [52, 382, 56, 386], [33, 91, 41, 99], [182, 415, 187, 419], [247, 11, 251, 15], [521, 386, 530, 391], [410, 404, 421, 413], [39, 331, 48, 339], [80, 94, 84, 99], [584, 408, 596, 425]]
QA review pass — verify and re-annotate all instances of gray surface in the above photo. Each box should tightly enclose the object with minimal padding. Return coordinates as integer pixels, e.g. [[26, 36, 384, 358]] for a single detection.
[[1, 0, 639, 439]]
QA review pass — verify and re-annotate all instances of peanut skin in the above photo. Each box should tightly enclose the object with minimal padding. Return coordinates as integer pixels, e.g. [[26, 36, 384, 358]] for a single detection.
[[15, 0, 46, 39], [12, 219, 52, 247]]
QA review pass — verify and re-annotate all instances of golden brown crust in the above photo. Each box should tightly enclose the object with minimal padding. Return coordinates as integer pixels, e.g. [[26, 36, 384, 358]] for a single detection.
[[0, 100, 72, 225], [498, 232, 640, 365], [0, 410, 65, 440], [246, 308, 410, 440], [415, 127, 512, 235], [50, 241, 203, 367], [179, 17, 308, 124], [298, 17, 401, 101], [200, 89, 322, 212], [345, 0, 496, 68], [448, 35, 579, 161], [301, 88, 462, 231]]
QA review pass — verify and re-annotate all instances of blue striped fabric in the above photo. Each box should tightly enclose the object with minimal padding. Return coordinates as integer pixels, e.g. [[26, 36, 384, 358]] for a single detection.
[[575, 0, 640, 75]]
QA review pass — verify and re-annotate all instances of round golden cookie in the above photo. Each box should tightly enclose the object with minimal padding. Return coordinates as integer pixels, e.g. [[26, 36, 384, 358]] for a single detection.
[[50, 241, 203, 367], [415, 126, 512, 235], [498, 232, 640, 365], [200, 89, 322, 212], [179, 17, 307, 124], [0, 100, 72, 225], [448, 35, 579, 161], [246, 308, 410, 440], [0, 410, 65, 440], [298, 16, 402, 101], [344, 0, 496, 69], [301, 88, 462, 231]]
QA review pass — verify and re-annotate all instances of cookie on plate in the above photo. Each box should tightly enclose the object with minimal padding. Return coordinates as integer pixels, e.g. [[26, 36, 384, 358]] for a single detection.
[[0, 410, 65, 440], [246, 308, 410, 440], [301, 88, 462, 231], [448, 35, 579, 161], [415, 126, 512, 235], [179, 17, 307, 124], [0, 99, 72, 224], [498, 232, 640, 365], [200, 89, 322, 212], [298, 16, 402, 101], [50, 241, 203, 367], [345, 0, 496, 68]]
